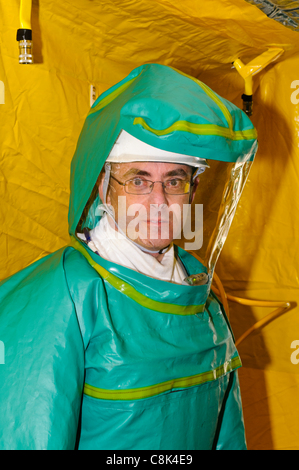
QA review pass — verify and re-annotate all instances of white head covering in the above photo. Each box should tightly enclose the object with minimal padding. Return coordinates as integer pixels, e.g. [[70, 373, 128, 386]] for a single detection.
[[103, 130, 209, 204], [107, 130, 209, 171]]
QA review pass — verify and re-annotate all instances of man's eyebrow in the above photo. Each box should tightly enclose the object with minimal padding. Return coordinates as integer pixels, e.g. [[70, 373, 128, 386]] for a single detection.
[[122, 169, 151, 178], [122, 168, 190, 179], [164, 169, 189, 178]]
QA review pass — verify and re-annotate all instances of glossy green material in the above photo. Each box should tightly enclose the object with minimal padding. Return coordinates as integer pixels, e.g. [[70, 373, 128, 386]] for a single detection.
[[0, 64, 255, 449], [69, 243, 246, 450], [70, 237, 206, 316]]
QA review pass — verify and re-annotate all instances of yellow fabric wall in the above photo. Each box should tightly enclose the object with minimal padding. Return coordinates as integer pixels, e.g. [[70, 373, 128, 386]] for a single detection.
[[1, 0, 299, 450]]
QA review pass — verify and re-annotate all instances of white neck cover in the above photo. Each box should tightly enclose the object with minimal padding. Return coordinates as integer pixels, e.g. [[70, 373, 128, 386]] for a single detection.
[[77, 214, 187, 284]]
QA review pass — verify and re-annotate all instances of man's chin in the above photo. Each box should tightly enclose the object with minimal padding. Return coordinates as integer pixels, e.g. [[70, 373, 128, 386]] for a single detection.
[[133, 237, 172, 253]]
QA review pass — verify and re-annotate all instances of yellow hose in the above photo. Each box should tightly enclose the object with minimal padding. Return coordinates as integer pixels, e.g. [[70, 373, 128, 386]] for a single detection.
[[210, 270, 230, 319], [189, 251, 291, 347], [20, 0, 32, 30], [234, 305, 290, 347], [211, 286, 291, 347]]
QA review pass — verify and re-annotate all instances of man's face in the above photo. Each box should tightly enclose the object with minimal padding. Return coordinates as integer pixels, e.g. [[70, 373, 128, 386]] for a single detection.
[[98, 162, 199, 255]]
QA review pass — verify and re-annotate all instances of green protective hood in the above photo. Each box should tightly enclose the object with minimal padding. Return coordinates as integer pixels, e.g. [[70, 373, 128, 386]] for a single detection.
[[68, 63, 258, 236]]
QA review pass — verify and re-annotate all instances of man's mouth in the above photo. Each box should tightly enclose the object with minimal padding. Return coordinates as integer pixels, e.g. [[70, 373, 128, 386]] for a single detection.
[[146, 220, 169, 224]]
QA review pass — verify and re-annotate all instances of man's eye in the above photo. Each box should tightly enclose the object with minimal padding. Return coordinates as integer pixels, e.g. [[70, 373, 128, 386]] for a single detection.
[[132, 178, 145, 186], [167, 179, 180, 186]]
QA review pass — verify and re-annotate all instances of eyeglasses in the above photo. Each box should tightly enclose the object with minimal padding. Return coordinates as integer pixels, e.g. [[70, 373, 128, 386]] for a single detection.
[[110, 175, 193, 195]]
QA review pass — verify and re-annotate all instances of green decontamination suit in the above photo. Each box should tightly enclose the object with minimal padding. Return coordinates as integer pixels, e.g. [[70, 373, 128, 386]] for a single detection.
[[0, 63, 258, 450]]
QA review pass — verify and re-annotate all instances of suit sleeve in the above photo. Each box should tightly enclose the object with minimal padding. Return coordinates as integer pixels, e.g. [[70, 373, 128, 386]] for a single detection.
[[0, 247, 92, 450], [213, 370, 247, 450]]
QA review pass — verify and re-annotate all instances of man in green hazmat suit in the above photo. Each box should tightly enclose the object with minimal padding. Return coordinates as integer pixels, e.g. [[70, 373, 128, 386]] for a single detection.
[[0, 63, 258, 450]]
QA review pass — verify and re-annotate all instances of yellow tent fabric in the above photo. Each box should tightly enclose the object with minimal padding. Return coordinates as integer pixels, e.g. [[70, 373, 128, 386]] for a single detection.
[[1, 0, 299, 450]]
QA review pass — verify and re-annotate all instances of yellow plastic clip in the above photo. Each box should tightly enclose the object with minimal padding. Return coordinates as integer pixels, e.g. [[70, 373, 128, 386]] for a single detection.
[[233, 47, 284, 116]]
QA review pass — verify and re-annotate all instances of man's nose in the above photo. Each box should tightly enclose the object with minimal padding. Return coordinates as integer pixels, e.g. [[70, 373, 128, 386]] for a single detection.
[[148, 182, 169, 205]]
